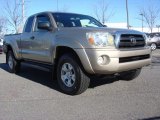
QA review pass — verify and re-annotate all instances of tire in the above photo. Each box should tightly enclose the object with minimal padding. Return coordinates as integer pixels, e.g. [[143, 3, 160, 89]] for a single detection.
[[150, 43, 157, 51], [118, 69, 141, 81], [57, 54, 90, 95], [6, 51, 21, 73]]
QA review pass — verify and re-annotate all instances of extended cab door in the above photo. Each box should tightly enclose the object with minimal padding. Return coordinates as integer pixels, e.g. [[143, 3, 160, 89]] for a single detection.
[[20, 15, 36, 59]]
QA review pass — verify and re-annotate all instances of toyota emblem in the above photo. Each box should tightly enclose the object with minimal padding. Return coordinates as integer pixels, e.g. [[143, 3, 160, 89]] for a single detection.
[[130, 37, 137, 46]]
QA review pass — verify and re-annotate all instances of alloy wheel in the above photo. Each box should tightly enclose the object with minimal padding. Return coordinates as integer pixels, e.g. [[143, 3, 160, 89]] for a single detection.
[[61, 63, 76, 87]]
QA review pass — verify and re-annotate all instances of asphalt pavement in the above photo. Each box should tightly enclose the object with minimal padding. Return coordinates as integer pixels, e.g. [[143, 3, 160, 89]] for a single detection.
[[0, 50, 160, 120]]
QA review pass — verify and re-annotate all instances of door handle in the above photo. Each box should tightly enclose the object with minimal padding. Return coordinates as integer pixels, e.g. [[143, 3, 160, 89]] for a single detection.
[[30, 36, 35, 40]]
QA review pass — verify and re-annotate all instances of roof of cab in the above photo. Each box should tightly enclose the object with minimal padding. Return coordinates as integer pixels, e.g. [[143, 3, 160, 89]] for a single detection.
[[28, 11, 88, 18]]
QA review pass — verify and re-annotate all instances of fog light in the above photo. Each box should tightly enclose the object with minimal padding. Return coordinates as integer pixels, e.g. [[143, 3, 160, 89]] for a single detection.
[[97, 56, 104, 65], [97, 55, 110, 65]]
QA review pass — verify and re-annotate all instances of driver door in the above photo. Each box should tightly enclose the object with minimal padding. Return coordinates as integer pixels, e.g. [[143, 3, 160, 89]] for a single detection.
[[30, 14, 53, 63]]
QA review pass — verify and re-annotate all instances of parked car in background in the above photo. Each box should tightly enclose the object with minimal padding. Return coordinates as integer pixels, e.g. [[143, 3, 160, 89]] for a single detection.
[[147, 33, 160, 50], [0, 38, 3, 46], [0, 46, 2, 54], [0, 39, 3, 54]]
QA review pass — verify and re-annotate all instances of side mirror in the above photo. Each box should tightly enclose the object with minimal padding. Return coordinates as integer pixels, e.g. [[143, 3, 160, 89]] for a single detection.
[[38, 22, 52, 31]]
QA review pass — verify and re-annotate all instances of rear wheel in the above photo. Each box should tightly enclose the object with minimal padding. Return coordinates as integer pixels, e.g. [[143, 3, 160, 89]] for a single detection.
[[118, 69, 141, 81], [57, 54, 90, 95], [7, 51, 21, 73], [150, 43, 157, 51]]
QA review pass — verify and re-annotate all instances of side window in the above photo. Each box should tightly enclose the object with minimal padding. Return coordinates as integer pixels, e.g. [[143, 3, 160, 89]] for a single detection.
[[35, 15, 51, 32], [24, 16, 34, 32]]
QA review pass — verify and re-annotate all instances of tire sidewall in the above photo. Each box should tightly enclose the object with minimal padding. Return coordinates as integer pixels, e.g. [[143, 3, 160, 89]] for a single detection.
[[57, 55, 81, 94], [7, 51, 16, 73]]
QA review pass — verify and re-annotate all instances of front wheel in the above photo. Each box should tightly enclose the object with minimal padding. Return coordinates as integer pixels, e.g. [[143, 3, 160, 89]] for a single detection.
[[7, 51, 21, 73], [57, 54, 90, 95], [118, 69, 141, 81]]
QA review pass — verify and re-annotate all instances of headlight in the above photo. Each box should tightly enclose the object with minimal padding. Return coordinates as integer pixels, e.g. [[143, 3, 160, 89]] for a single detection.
[[86, 32, 114, 47]]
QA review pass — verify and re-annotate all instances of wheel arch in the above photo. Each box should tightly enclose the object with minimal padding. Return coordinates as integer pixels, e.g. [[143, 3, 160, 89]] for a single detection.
[[54, 46, 83, 67], [5, 44, 16, 62], [5, 44, 19, 57], [54, 46, 94, 75]]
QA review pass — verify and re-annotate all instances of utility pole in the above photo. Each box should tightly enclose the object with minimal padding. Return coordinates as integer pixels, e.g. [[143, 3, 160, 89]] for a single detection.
[[126, 0, 129, 29], [57, 0, 59, 11], [22, 0, 25, 25], [0, 26, 2, 33], [139, 13, 143, 32]]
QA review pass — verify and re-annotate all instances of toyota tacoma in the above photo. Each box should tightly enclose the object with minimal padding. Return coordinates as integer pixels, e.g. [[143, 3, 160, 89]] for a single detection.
[[3, 12, 151, 95]]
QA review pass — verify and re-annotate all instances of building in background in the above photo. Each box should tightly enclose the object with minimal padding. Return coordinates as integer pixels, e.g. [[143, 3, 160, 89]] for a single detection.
[[105, 22, 159, 33]]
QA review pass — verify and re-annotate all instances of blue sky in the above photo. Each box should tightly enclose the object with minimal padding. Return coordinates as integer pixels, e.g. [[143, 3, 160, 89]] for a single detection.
[[1, 0, 160, 28]]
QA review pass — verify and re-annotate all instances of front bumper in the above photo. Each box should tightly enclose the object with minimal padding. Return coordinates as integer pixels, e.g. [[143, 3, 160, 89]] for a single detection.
[[75, 48, 151, 74]]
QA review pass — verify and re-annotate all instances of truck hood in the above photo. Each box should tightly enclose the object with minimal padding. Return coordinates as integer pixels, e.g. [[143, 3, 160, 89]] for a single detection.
[[58, 27, 143, 35]]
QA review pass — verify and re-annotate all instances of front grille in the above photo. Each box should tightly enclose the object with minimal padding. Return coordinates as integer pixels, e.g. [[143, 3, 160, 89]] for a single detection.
[[119, 54, 150, 63], [119, 34, 145, 48]]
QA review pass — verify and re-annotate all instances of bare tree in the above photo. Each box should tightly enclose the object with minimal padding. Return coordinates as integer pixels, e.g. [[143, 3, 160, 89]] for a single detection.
[[140, 6, 160, 33], [93, 0, 114, 24], [4, 0, 23, 33], [0, 17, 7, 37]]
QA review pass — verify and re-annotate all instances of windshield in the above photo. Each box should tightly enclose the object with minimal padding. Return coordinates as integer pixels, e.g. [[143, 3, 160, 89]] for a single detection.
[[52, 13, 103, 28]]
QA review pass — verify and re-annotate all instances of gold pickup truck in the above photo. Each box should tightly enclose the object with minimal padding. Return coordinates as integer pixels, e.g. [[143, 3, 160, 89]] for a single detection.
[[3, 12, 151, 95]]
